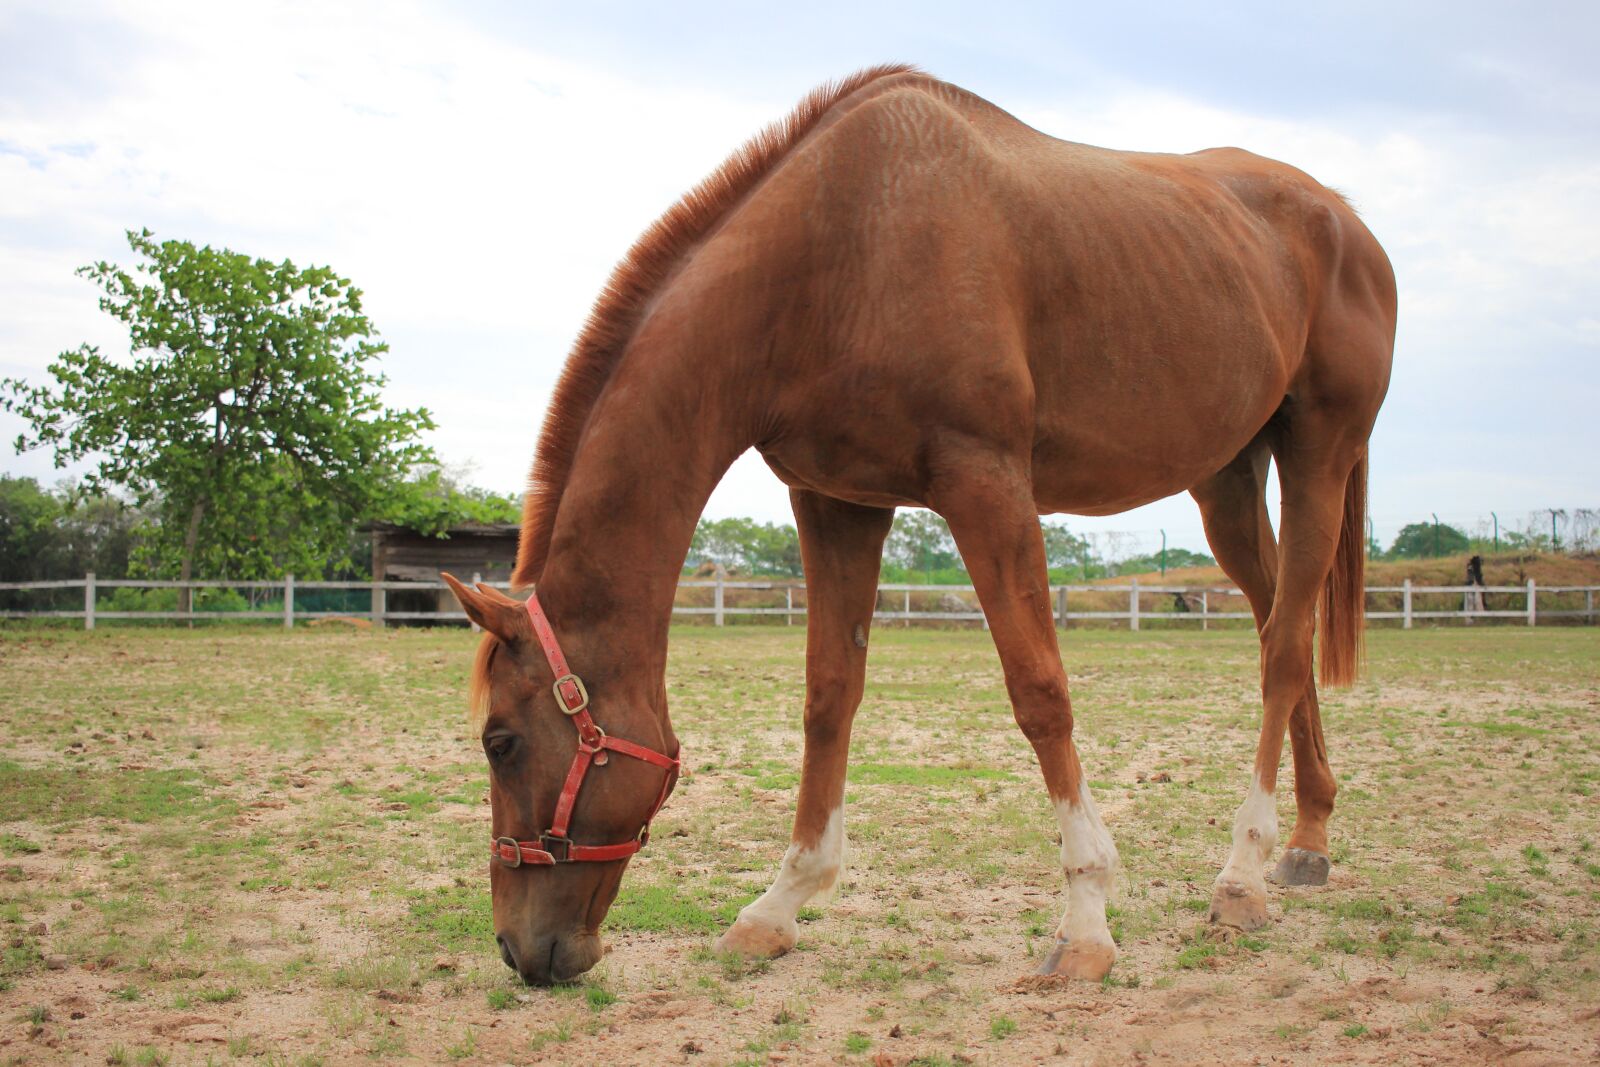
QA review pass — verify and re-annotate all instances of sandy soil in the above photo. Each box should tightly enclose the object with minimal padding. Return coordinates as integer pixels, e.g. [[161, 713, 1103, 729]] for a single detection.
[[1, 625, 1596, 1066]]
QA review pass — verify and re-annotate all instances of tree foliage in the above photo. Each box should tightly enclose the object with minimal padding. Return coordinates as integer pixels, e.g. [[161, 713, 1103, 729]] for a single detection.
[[0, 476, 140, 581], [1386, 521, 1470, 560], [884, 510, 962, 576], [688, 517, 803, 576], [0, 476, 57, 581], [2, 230, 435, 580], [385, 465, 521, 535], [682, 509, 1190, 583], [1112, 547, 1217, 575], [1040, 521, 1091, 573]]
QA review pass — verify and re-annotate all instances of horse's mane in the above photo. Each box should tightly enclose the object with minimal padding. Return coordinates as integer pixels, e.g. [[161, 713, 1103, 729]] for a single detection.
[[468, 631, 497, 726], [511, 63, 922, 587]]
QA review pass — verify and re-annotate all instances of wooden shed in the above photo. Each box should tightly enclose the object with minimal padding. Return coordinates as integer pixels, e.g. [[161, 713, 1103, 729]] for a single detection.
[[367, 521, 521, 623]]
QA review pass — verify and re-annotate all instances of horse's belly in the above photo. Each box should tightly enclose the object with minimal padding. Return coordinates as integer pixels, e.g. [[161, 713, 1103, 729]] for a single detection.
[[1029, 438, 1242, 516], [1026, 342, 1288, 515]]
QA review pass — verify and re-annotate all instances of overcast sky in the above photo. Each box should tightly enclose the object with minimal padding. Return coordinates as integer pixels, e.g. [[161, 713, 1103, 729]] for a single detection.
[[2, 1, 1595, 556]]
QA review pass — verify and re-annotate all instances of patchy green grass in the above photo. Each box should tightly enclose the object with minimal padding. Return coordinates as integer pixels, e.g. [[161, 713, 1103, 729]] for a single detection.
[[608, 881, 752, 933], [0, 763, 225, 825], [0, 624, 1595, 1064], [405, 885, 494, 952], [849, 762, 1017, 786], [0, 833, 42, 855]]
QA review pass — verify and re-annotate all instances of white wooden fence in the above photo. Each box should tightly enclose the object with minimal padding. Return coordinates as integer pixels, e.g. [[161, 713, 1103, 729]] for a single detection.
[[1, 575, 1596, 629]]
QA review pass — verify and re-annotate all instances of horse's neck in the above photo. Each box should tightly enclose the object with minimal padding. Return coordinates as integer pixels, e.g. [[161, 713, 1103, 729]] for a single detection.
[[533, 346, 750, 690]]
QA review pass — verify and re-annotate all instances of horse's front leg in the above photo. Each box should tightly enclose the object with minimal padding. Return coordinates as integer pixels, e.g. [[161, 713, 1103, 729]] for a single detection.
[[716, 491, 894, 958]]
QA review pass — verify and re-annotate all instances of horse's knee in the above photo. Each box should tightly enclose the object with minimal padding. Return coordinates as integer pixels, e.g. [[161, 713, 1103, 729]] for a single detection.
[[1009, 672, 1073, 743]]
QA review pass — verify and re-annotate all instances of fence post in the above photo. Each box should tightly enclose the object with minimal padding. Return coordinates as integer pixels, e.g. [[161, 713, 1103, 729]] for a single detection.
[[786, 585, 793, 626], [469, 572, 482, 633], [714, 577, 724, 627], [1056, 586, 1067, 631], [1527, 579, 1536, 627], [84, 571, 95, 631], [1402, 579, 1412, 630], [1129, 578, 1140, 632], [1587, 587, 1594, 625], [371, 577, 386, 629], [1201, 589, 1209, 632], [284, 573, 294, 630]]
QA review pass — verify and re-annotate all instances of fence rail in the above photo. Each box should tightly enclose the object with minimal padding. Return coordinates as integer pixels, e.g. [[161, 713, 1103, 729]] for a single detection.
[[2, 574, 1596, 630]]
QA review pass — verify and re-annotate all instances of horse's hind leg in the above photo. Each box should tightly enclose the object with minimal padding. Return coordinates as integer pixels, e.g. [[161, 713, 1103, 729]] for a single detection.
[[716, 490, 894, 959], [1206, 427, 1364, 929], [933, 462, 1118, 982], [1191, 443, 1337, 889]]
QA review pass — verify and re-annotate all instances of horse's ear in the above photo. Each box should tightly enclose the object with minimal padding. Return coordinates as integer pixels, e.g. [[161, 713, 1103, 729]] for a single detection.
[[441, 572, 526, 642]]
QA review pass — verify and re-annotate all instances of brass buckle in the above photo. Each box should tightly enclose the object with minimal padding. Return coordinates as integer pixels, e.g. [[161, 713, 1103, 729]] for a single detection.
[[551, 673, 589, 715], [540, 833, 572, 862], [494, 836, 522, 868]]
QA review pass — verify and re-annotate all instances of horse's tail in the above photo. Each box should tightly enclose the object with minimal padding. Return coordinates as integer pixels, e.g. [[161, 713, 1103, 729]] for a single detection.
[[1318, 452, 1367, 687]]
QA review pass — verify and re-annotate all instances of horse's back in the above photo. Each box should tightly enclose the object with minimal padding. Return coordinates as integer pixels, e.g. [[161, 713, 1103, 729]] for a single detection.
[[741, 76, 1395, 514]]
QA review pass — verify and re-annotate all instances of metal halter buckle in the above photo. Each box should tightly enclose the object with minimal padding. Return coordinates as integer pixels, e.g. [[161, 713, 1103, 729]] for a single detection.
[[540, 833, 572, 862], [551, 673, 589, 715], [494, 836, 522, 868], [577, 724, 608, 755]]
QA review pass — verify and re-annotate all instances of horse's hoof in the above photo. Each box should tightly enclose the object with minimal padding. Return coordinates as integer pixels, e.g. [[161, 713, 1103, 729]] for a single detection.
[[1036, 938, 1116, 981], [1209, 879, 1270, 930], [1270, 848, 1331, 887], [714, 916, 796, 958]]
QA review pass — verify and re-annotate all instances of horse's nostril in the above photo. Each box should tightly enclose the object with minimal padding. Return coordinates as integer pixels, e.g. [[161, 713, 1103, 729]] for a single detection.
[[496, 935, 517, 972]]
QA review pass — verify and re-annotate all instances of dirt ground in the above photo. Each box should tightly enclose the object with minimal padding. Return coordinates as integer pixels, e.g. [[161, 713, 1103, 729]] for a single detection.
[[1, 624, 1596, 1065]]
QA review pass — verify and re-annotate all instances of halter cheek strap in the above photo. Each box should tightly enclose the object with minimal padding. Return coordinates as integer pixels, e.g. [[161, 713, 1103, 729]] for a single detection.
[[489, 591, 679, 868]]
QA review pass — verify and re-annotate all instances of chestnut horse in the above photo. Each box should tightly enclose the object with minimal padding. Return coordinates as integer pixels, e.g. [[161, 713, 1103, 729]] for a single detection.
[[444, 65, 1396, 985]]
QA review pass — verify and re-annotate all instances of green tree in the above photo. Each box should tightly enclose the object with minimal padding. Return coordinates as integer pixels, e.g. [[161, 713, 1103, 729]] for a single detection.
[[0, 477, 142, 613], [1040, 520, 1093, 577], [2, 230, 435, 590], [0, 476, 60, 581], [49, 482, 142, 578], [1114, 547, 1217, 575], [688, 517, 802, 576], [884, 510, 963, 580], [385, 465, 521, 535], [1386, 521, 1469, 559]]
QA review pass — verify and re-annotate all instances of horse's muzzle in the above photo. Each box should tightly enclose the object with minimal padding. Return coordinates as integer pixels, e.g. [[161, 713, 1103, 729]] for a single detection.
[[497, 929, 603, 986]]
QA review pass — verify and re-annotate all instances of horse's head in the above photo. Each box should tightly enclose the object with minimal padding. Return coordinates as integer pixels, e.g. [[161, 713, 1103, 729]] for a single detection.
[[443, 575, 678, 985]]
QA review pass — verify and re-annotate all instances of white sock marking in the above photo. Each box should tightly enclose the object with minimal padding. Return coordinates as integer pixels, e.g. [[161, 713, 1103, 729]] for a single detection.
[[1051, 780, 1118, 948], [1218, 776, 1278, 889], [737, 807, 845, 930]]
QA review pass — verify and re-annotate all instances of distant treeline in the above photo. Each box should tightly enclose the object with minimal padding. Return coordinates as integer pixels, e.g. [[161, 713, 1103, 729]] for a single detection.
[[685, 513, 1215, 583], [9, 472, 1590, 586], [683, 511, 1600, 583], [1376, 514, 1599, 560], [0, 472, 516, 583]]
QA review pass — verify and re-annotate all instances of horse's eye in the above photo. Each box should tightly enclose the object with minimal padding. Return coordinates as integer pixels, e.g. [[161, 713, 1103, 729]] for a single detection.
[[484, 734, 518, 762]]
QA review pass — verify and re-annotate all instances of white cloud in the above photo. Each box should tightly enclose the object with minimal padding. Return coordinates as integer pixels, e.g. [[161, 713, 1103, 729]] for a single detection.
[[2, 1, 1594, 554]]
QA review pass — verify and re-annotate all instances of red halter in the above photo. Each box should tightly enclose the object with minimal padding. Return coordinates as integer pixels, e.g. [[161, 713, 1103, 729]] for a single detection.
[[489, 591, 679, 868]]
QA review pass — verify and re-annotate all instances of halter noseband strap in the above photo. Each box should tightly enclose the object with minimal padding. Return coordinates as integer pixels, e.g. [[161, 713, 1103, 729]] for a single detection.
[[489, 591, 679, 868]]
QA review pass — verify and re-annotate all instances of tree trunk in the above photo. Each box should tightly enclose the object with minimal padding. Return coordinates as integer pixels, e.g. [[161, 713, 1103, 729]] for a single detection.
[[178, 498, 206, 618]]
